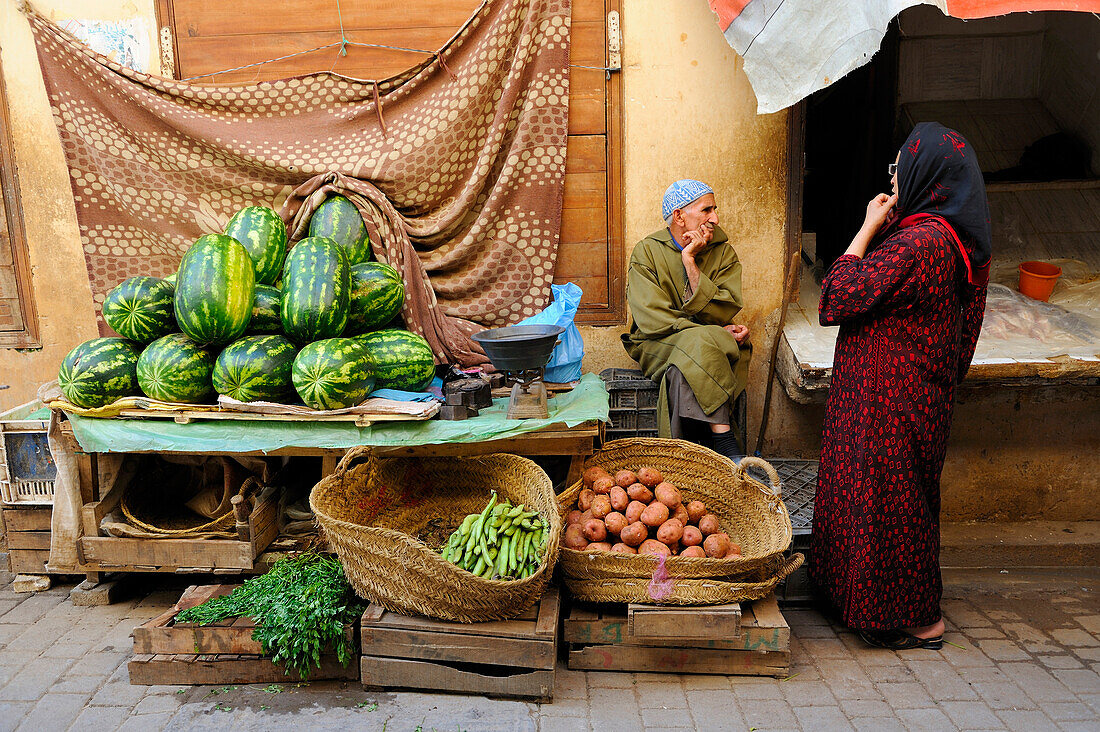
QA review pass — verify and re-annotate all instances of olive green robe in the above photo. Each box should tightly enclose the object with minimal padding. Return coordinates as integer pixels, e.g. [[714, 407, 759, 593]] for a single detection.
[[621, 226, 751, 438]]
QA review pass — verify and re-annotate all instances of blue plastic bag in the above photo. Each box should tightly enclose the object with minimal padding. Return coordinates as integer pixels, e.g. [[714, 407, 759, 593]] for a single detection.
[[518, 283, 584, 383]]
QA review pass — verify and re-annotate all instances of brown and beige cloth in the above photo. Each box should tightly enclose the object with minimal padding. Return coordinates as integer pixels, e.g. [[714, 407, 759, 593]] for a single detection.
[[26, 0, 571, 366]]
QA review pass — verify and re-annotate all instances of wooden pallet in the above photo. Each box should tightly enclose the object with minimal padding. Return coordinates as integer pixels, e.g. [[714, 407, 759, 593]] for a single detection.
[[360, 585, 560, 702], [129, 584, 358, 685], [3, 505, 52, 575], [564, 594, 790, 677]]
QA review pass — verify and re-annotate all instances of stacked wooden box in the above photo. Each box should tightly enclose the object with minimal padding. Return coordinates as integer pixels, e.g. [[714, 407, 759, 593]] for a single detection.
[[2, 505, 51, 574], [129, 584, 358, 685], [360, 585, 560, 702]]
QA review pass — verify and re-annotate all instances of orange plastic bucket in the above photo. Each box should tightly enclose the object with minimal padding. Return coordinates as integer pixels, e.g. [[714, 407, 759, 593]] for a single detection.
[[1018, 261, 1061, 302]]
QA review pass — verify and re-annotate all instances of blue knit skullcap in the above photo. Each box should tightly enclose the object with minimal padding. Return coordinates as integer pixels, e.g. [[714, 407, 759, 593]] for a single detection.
[[662, 179, 713, 223]]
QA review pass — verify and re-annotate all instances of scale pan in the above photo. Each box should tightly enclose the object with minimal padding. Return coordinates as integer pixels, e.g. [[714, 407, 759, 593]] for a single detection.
[[471, 324, 564, 373]]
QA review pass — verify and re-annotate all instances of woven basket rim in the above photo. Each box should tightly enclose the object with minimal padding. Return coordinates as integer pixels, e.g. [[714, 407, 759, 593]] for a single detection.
[[310, 450, 561, 594]]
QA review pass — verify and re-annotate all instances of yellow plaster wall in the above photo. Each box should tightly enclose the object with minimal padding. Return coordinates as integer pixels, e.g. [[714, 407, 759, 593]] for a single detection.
[[0, 0, 159, 411], [580, 0, 790, 446]]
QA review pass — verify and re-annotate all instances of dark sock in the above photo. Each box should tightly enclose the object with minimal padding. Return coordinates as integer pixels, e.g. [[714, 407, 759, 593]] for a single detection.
[[710, 432, 743, 461]]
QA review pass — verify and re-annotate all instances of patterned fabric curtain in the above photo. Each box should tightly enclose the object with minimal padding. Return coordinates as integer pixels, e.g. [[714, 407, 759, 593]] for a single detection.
[[26, 0, 572, 366]]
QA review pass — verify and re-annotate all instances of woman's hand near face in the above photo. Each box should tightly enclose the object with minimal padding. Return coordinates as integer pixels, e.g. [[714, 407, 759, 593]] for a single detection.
[[863, 193, 898, 235]]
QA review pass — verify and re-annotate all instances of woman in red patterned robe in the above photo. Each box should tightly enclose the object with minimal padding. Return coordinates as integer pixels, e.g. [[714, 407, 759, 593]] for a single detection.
[[810, 123, 990, 650]]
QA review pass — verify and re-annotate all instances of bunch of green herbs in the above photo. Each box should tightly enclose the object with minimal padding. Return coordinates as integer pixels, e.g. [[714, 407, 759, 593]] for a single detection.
[[176, 552, 363, 679]]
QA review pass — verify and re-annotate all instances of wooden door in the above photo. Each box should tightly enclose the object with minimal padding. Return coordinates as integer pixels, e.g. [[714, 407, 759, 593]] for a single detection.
[[158, 0, 624, 324]]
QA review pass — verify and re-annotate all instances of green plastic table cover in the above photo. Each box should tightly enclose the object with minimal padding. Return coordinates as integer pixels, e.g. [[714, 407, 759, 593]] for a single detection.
[[65, 373, 609, 454]]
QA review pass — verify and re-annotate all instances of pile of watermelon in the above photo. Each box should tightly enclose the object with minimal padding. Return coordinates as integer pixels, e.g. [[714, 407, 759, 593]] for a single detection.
[[58, 196, 437, 411]]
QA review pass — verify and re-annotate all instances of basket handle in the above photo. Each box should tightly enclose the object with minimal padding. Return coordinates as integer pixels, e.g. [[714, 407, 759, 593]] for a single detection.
[[737, 456, 782, 499], [332, 445, 377, 477]]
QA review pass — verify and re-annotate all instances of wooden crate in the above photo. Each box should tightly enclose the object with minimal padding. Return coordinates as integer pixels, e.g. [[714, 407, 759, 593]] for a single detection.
[[79, 483, 280, 573], [0, 401, 54, 506], [2, 505, 52, 574], [129, 584, 358, 685], [564, 594, 790, 677], [360, 585, 560, 702]]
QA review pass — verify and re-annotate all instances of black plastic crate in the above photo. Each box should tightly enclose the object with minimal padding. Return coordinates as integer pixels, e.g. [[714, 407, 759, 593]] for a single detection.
[[599, 368, 659, 409], [744, 458, 818, 605], [600, 368, 660, 439]]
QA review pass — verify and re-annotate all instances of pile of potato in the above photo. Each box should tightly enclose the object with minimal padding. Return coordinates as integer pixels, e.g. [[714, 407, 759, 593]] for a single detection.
[[561, 466, 742, 558]]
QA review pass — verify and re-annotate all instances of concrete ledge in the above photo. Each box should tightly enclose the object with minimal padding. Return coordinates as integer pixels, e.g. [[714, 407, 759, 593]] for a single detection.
[[941, 521, 1100, 568]]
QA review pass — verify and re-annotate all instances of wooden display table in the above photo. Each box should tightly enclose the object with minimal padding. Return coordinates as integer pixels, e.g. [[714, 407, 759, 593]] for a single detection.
[[55, 415, 601, 582]]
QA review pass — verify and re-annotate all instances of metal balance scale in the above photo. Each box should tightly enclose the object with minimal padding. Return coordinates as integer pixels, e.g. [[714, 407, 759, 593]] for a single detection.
[[471, 324, 565, 419]]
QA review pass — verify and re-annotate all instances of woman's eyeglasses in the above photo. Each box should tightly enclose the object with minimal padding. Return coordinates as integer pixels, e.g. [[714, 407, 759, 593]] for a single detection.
[[888, 163, 898, 176]]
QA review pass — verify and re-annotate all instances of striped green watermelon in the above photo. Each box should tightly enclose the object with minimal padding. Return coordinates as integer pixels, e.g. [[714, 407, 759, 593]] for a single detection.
[[225, 206, 287, 285], [57, 337, 141, 408], [213, 335, 297, 403], [308, 195, 372, 265], [292, 338, 376, 410], [175, 234, 256, 346], [345, 262, 405, 335], [280, 237, 350, 343], [354, 329, 435, 391], [136, 333, 215, 403], [163, 272, 177, 288], [247, 284, 283, 335], [101, 276, 175, 344]]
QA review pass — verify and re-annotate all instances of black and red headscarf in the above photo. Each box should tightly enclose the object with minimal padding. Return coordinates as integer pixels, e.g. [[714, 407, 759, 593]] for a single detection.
[[892, 122, 992, 287]]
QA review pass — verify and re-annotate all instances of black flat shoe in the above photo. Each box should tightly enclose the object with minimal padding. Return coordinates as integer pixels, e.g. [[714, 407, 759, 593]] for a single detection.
[[859, 628, 943, 650]]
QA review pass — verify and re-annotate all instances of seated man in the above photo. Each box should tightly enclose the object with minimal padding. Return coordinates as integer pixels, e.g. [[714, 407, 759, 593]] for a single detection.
[[621, 179, 751, 460]]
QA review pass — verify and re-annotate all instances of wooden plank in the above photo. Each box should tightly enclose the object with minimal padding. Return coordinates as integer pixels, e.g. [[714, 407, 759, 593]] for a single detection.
[[563, 600, 787, 652], [628, 602, 741, 641], [365, 605, 545, 640], [564, 135, 607, 174], [79, 537, 254, 570], [247, 495, 280, 558], [5, 530, 50, 551], [553, 275, 608, 307], [360, 626, 555, 669], [555, 239, 609, 276], [7, 548, 49, 575], [2, 507, 51, 532], [534, 585, 559, 637], [360, 655, 553, 701], [128, 652, 357, 685], [567, 645, 789, 677], [559, 214, 609, 252], [562, 172, 607, 210]]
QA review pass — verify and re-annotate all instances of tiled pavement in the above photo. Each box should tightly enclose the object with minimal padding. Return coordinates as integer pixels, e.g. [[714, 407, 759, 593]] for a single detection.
[[0, 561, 1097, 731]]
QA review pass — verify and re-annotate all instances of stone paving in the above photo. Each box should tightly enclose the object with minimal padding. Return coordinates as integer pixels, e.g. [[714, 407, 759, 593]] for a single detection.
[[0, 561, 1097, 731]]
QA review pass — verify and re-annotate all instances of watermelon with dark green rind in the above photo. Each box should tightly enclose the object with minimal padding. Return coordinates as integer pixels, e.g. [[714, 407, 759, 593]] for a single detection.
[[354, 329, 435, 391], [213, 335, 297, 403], [307, 195, 372, 265], [225, 206, 287, 285], [291, 337, 376, 410], [345, 262, 405, 335], [136, 333, 215, 403], [58, 337, 141, 408], [280, 237, 350, 344], [247, 285, 283, 335], [101, 276, 176, 344], [175, 234, 256, 346]]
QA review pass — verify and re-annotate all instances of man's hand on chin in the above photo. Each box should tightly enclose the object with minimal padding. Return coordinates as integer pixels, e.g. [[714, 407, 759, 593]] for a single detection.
[[725, 323, 750, 344]]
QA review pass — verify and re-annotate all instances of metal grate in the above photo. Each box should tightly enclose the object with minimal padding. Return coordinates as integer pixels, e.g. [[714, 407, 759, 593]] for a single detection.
[[745, 458, 817, 535]]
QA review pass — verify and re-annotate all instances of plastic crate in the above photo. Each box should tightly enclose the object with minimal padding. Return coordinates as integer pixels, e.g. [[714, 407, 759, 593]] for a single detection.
[[599, 368, 659, 409], [745, 459, 818, 605], [599, 368, 660, 439], [0, 400, 55, 506]]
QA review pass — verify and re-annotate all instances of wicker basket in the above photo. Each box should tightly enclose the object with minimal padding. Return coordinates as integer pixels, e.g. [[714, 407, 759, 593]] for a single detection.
[[559, 438, 800, 605], [310, 446, 562, 623]]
